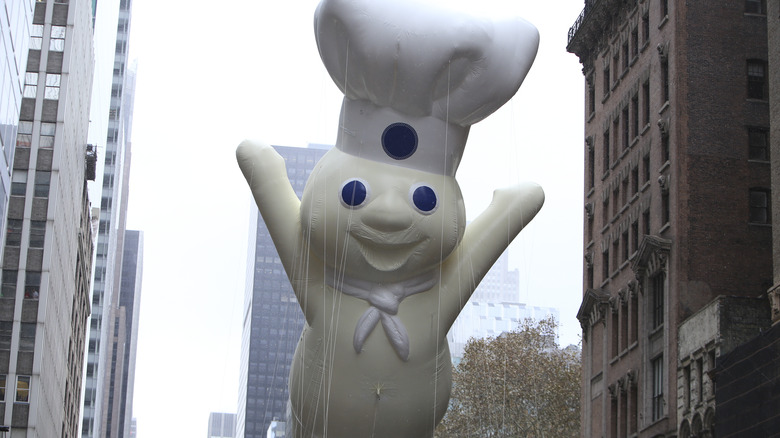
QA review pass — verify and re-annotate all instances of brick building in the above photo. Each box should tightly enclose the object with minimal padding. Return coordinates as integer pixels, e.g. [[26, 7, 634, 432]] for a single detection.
[[567, 1, 772, 437]]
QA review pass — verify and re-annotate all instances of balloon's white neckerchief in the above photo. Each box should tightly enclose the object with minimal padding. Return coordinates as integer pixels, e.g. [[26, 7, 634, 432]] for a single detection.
[[325, 270, 438, 361]]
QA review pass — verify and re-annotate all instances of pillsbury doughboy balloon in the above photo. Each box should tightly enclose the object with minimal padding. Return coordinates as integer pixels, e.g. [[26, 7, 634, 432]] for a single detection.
[[236, 0, 543, 436]]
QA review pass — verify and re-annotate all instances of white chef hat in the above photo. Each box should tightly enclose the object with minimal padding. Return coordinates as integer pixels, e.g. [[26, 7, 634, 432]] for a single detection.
[[314, 0, 539, 176]]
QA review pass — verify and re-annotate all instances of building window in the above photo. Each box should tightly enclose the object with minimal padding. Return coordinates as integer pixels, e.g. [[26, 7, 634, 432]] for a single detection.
[[749, 188, 770, 224], [631, 220, 639, 255], [6, 219, 23, 247], [643, 80, 651, 127], [748, 127, 769, 161], [651, 355, 664, 421], [631, 26, 639, 60], [661, 0, 669, 19], [588, 143, 595, 189], [611, 308, 619, 357], [630, 291, 639, 344], [643, 153, 651, 184], [19, 322, 36, 352], [1, 270, 17, 298], [747, 60, 767, 100], [613, 117, 620, 159], [30, 24, 43, 49], [661, 133, 670, 163], [631, 166, 639, 196], [631, 93, 639, 139], [24, 271, 41, 299], [622, 230, 629, 263], [0, 322, 12, 350], [16, 376, 30, 403], [604, 64, 611, 98], [588, 78, 596, 117], [44, 74, 61, 100], [11, 170, 27, 196], [651, 272, 665, 329], [29, 221, 45, 248], [745, 0, 766, 14], [40, 123, 55, 148], [683, 364, 692, 412], [642, 12, 650, 46], [613, 239, 620, 271], [0, 374, 5, 401], [49, 26, 66, 51], [661, 59, 670, 103], [23, 72, 38, 98], [587, 264, 594, 290], [17, 121, 33, 148], [622, 41, 629, 73], [603, 128, 611, 171], [622, 107, 630, 150], [603, 249, 610, 282], [34, 171, 50, 197]]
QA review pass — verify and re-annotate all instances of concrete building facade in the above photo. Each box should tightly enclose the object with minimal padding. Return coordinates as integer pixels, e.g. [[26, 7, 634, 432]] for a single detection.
[[769, 0, 780, 324], [0, 0, 96, 435], [568, 1, 772, 436], [0, 0, 34, 260], [237, 144, 329, 438]]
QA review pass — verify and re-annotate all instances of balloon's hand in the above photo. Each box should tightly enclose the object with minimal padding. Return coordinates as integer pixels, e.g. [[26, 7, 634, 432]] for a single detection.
[[236, 139, 292, 206]]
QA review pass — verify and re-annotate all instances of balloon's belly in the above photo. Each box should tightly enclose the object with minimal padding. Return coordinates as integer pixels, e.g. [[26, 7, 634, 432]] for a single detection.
[[288, 323, 452, 438]]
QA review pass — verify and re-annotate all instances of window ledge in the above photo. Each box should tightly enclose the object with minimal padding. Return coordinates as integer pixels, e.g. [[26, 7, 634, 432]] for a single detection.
[[748, 222, 772, 228], [659, 161, 671, 172], [641, 124, 651, 136], [587, 111, 596, 123], [659, 16, 669, 29], [746, 98, 769, 104], [659, 101, 670, 114], [587, 187, 595, 198], [747, 159, 770, 164], [649, 325, 664, 339], [660, 223, 671, 234]]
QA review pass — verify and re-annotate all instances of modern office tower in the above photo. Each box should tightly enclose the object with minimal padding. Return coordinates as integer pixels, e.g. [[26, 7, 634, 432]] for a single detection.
[[0, 1, 34, 259], [0, 0, 96, 436], [100, 230, 142, 438], [447, 251, 561, 360], [208, 412, 236, 438], [567, 1, 772, 437], [82, 0, 134, 436], [237, 144, 329, 438]]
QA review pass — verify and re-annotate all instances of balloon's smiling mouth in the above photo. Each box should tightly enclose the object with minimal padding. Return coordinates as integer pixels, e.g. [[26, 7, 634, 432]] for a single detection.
[[351, 232, 428, 272]]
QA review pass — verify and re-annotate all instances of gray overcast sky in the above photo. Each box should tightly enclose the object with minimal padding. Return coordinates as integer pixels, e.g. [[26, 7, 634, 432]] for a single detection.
[[123, 0, 585, 436]]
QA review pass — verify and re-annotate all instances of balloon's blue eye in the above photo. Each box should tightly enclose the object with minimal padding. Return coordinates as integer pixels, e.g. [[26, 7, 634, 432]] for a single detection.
[[382, 123, 417, 160], [412, 185, 437, 213], [341, 179, 367, 207]]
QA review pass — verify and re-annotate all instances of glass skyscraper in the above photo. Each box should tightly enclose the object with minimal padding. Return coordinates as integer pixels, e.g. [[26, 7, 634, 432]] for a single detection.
[[236, 144, 329, 438]]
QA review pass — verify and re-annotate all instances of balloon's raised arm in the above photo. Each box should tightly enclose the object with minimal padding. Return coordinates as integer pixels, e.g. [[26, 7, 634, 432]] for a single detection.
[[440, 181, 545, 328], [236, 140, 303, 272]]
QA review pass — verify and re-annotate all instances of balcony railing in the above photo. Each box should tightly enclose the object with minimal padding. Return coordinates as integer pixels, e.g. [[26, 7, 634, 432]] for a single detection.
[[567, 0, 596, 47]]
